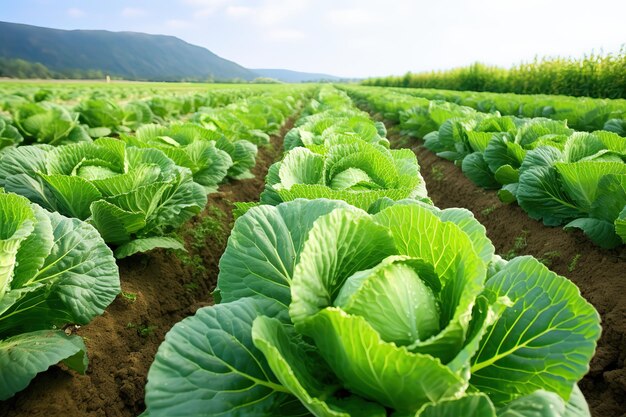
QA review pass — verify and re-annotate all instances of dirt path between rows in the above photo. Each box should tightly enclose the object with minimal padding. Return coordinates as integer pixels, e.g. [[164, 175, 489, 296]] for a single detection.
[[384, 125, 626, 417], [0, 118, 294, 417]]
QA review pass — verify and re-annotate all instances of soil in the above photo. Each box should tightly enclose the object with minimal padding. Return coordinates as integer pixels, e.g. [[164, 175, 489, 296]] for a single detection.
[[0, 119, 294, 417], [383, 124, 626, 417]]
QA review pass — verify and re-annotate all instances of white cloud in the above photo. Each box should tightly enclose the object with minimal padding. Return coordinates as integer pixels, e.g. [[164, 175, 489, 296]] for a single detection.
[[226, 6, 253, 17], [166, 19, 192, 29], [256, 0, 311, 26], [182, 0, 230, 6], [267, 29, 305, 41], [327, 8, 379, 26], [121, 7, 146, 18], [67, 8, 85, 18], [182, 0, 231, 18]]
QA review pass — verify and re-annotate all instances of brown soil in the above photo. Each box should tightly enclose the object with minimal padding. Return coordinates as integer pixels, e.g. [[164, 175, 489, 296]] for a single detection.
[[385, 125, 626, 417], [0, 119, 294, 417]]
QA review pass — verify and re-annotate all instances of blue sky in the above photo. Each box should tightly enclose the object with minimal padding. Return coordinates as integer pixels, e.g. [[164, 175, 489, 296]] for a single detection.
[[2, 0, 625, 78]]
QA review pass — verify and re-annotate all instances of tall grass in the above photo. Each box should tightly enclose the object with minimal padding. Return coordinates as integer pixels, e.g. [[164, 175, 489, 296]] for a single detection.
[[363, 48, 626, 99]]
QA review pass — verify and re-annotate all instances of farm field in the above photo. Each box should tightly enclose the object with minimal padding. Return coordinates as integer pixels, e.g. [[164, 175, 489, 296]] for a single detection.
[[0, 81, 624, 417]]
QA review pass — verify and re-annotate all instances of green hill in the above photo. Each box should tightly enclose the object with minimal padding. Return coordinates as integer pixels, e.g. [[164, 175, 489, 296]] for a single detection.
[[0, 21, 256, 81]]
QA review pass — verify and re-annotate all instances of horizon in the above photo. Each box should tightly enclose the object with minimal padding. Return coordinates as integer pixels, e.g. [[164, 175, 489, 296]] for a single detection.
[[2, 0, 626, 78]]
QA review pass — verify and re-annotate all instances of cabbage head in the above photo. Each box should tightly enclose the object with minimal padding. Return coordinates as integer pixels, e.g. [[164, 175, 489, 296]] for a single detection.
[[144, 199, 600, 417]]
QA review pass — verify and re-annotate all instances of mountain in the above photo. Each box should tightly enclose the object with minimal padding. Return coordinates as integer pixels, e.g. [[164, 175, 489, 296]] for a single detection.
[[252, 68, 344, 83], [0, 21, 256, 81]]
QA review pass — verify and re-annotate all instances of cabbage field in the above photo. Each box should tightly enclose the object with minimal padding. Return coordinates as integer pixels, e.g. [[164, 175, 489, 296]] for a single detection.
[[0, 82, 624, 417]]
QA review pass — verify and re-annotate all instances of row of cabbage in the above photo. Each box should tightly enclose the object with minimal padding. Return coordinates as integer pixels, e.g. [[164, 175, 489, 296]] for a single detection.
[[382, 86, 626, 135], [0, 88, 305, 258], [0, 83, 281, 104], [0, 85, 308, 401], [347, 86, 626, 248], [142, 86, 601, 417], [0, 86, 274, 150]]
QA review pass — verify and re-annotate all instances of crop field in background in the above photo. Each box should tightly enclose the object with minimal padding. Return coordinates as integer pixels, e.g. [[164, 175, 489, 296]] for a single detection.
[[363, 49, 626, 99], [0, 81, 624, 417]]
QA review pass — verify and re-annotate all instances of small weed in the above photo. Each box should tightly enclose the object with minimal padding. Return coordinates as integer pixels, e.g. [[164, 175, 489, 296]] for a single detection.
[[127, 322, 157, 337], [177, 252, 207, 280], [184, 281, 201, 293], [504, 230, 529, 260], [568, 254, 582, 272], [431, 164, 445, 181], [190, 207, 227, 250], [480, 205, 497, 217], [139, 325, 157, 337], [121, 291, 137, 302], [538, 250, 561, 267], [173, 206, 228, 252]]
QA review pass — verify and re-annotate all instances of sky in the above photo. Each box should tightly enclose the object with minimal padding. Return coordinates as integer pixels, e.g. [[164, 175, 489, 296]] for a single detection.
[[1, 0, 625, 78]]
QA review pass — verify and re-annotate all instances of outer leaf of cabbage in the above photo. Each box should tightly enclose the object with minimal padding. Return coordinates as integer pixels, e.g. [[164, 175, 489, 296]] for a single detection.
[[483, 135, 525, 173], [554, 161, 626, 213], [0, 193, 35, 298], [217, 199, 355, 308], [462, 152, 501, 189], [0, 208, 120, 334], [517, 165, 584, 226], [114, 237, 186, 259], [0, 193, 119, 400], [589, 174, 626, 222], [616, 207, 626, 243], [0, 330, 87, 400], [144, 298, 306, 417], [215, 137, 258, 180], [471, 257, 600, 405], [563, 218, 622, 249]]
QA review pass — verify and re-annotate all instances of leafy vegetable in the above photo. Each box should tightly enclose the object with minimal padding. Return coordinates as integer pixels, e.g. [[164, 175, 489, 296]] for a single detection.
[[0, 115, 23, 152], [0, 192, 120, 399], [0, 138, 207, 257], [347, 86, 626, 247], [12, 101, 91, 146], [122, 123, 236, 192], [145, 199, 600, 416]]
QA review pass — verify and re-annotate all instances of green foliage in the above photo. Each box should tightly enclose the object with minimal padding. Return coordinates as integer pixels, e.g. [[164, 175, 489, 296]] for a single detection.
[[0, 57, 105, 80], [504, 230, 529, 260], [144, 199, 599, 416], [0, 192, 119, 400], [140, 85, 600, 416], [261, 87, 428, 210], [121, 291, 138, 302], [364, 48, 626, 99], [192, 94, 297, 145], [480, 205, 497, 216], [0, 116, 23, 151], [0, 139, 207, 257], [122, 123, 236, 191], [538, 250, 561, 267], [431, 164, 445, 181], [348, 85, 626, 247], [12, 101, 91, 145], [568, 254, 582, 272], [177, 205, 228, 251]]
